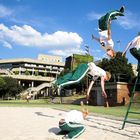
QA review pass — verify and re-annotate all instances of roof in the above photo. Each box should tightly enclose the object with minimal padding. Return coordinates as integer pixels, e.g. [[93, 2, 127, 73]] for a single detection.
[[0, 58, 65, 66]]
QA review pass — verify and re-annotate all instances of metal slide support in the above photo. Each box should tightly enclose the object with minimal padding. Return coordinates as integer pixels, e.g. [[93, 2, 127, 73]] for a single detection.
[[121, 70, 140, 129]]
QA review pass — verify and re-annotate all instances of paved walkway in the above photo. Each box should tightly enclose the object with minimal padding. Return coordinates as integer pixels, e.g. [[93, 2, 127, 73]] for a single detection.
[[0, 107, 139, 140]]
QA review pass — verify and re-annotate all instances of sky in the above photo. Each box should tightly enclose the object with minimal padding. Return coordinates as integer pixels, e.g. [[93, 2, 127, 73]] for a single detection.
[[0, 0, 140, 64]]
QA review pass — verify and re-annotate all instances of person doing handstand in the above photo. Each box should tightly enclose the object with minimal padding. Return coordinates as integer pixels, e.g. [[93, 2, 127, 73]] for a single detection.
[[92, 6, 125, 58], [92, 19, 115, 57]]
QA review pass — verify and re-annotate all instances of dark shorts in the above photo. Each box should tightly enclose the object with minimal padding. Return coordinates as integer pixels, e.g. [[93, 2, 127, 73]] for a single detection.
[[130, 48, 140, 61], [59, 121, 85, 139]]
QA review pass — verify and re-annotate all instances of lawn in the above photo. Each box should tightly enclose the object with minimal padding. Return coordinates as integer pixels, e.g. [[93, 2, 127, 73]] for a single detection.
[[0, 97, 140, 120]]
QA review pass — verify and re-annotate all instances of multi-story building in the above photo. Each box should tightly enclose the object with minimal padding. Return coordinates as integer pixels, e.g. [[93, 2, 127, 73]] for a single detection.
[[0, 54, 65, 97]]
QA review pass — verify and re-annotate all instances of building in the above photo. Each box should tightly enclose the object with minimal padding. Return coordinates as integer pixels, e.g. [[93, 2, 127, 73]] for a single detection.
[[89, 82, 130, 106], [65, 54, 93, 70], [131, 64, 138, 76], [0, 54, 65, 97]]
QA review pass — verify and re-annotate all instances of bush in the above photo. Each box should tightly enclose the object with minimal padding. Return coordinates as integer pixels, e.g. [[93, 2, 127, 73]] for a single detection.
[[1, 77, 23, 99], [25, 70, 30, 75]]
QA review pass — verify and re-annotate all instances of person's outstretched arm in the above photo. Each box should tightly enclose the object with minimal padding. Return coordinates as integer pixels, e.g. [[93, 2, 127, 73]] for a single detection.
[[100, 77, 107, 98], [122, 42, 132, 56], [92, 34, 100, 43], [101, 76, 109, 107]]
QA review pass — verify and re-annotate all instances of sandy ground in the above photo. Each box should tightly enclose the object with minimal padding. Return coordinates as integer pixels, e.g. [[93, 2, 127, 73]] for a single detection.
[[0, 107, 139, 140]]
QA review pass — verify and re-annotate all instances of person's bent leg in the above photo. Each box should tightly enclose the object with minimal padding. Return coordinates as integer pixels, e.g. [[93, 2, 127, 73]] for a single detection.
[[98, 13, 109, 31], [67, 123, 85, 139]]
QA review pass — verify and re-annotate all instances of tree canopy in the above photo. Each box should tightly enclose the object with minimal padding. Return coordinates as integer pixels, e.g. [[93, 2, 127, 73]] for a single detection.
[[0, 77, 6, 91], [98, 52, 134, 82], [0, 77, 23, 99]]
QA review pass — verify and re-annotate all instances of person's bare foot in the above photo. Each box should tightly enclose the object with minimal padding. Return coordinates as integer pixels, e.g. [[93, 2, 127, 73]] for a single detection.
[[86, 95, 89, 105], [120, 6, 125, 13], [80, 101, 84, 106], [86, 100, 89, 105]]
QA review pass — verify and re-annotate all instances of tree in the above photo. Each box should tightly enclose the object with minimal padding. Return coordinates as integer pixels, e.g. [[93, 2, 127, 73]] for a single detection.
[[35, 71, 39, 76], [3, 77, 23, 99], [0, 77, 6, 90], [14, 71, 19, 75], [25, 70, 30, 75], [0, 77, 6, 98], [98, 52, 134, 82]]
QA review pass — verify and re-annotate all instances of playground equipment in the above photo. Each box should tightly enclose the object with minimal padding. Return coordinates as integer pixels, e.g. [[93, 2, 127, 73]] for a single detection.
[[122, 65, 140, 129]]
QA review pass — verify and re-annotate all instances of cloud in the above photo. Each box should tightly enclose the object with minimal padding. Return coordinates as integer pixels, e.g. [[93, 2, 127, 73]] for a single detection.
[[2, 41, 12, 49], [90, 49, 103, 61], [117, 10, 140, 30], [87, 11, 103, 21], [94, 56, 102, 61], [0, 39, 12, 49], [49, 48, 85, 57], [0, 5, 13, 18], [87, 10, 140, 30], [0, 24, 84, 56]]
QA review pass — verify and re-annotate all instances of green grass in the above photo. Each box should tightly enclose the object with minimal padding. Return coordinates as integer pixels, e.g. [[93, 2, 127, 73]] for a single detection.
[[0, 99, 140, 120]]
